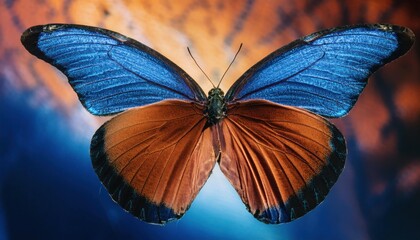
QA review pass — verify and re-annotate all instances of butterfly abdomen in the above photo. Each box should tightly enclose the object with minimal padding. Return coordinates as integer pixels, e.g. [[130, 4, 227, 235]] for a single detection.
[[205, 88, 227, 124]]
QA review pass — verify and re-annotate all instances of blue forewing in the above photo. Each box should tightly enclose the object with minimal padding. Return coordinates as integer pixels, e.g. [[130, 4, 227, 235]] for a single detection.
[[225, 24, 414, 117], [21, 24, 206, 116]]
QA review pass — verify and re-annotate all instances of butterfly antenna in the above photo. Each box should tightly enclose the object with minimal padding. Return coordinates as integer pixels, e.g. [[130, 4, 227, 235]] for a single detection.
[[187, 47, 215, 88], [217, 43, 243, 88]]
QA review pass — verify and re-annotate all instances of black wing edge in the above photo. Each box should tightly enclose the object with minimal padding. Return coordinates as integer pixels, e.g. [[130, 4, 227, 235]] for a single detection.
[[20, 23, 207, 102], [225, 23, 415, 102]]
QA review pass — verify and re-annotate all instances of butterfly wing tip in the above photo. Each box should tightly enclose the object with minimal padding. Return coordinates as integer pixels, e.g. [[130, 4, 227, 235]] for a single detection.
[[21, 25, 54, 62], [126, 197, 181, 225], [373, 24, 415, 62], [21, 27, 40, 50], [255, 206, 292, 224], [394, 26, 416, 56], [125, 202, 181, 225], [21, 24, 74, 62]]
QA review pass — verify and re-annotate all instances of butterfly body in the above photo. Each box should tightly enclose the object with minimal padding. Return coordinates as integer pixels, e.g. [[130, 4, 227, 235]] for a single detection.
[[21, 23, 414, 225], [205, 88, 227, 124]]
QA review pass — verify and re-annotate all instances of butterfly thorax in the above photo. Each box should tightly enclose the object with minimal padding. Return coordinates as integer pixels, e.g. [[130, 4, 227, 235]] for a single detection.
[[205, 88, 227, 124]]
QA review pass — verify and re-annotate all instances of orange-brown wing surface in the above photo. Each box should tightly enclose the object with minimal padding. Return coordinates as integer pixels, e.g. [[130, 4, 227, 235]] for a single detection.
[[90, 100, 217, 224], [218, 100, 346, 224]]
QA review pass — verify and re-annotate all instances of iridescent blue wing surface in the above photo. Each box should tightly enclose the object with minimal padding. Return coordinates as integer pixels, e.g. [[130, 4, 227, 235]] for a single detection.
[[225, 24, 414, 118], [21, 24, 206, 116]]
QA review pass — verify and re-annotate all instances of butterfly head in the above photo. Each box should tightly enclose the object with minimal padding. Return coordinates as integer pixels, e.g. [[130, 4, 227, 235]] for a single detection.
[[208, 87, 224, 97], [205, 87, 227, 124]]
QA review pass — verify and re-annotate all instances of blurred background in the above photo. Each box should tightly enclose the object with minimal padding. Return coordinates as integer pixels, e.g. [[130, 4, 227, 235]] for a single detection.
[[0, 0, 419, 239]]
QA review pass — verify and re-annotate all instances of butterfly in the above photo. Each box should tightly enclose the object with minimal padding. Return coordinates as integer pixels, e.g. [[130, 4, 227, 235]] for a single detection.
[[21, 23, 414, 225]]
